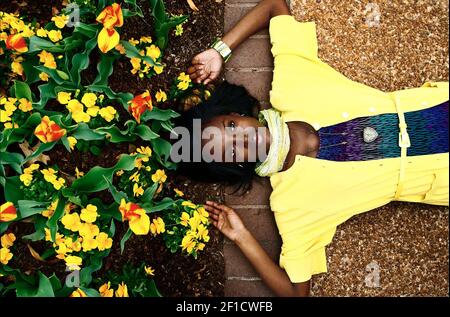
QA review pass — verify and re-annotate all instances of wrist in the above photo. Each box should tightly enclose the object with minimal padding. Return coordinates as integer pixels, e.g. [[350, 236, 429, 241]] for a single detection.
[[234, 228, 252, 246], [210, 38, 232, 63]]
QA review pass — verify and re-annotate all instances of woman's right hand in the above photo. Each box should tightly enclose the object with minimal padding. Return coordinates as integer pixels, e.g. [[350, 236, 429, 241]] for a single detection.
[[187, 49, 223, 85], [204, 201, 248, 243]]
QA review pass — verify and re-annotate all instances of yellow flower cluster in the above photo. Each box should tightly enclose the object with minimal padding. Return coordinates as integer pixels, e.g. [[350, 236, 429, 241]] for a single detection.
[[127, 36, 164, 78], [0, 11, 35, 39], [177, 72, 191, 91], [99, 281, 129, 297], [19, 163, 40, 186], [41, 168, 66, 190], [35, 14, 67, 44], [57, 91, 117, 124], [41, 199, 73, 219], [0, 96, 33, 129], [180, 202, 210, 254], [37, 50, 62, 81], [0, 232, 15, 265], [45, 204, 113, 270]]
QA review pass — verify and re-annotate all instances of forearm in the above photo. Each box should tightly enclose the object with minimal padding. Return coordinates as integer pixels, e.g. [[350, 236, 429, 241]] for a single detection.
[[235, 229, 303, 297], [222, 0, 289, 50]]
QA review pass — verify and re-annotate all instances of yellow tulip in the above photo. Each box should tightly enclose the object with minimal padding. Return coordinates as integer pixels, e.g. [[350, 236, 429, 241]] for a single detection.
[[70, 288, 87, 297], [97, 26, 120, 54], [99, 282, 114, 297], [115, 282, 129, 297], [0, 202, 17, 222]]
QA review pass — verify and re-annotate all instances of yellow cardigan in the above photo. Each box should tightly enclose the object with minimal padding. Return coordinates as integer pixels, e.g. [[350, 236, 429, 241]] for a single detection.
[[268, 15, 449, 283]]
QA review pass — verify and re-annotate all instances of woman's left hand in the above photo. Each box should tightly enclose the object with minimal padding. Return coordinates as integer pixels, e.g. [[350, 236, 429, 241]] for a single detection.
[[204, 201, 248, 242]]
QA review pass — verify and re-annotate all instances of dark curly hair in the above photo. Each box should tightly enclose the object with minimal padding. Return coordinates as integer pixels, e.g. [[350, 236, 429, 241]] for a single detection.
[[172, 81, 259, 192]]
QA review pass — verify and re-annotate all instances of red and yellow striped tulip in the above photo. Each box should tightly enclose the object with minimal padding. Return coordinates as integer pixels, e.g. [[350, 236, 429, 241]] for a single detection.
[[96, 3, 123, 53], [5, 34, 28, 53], [128, 91, 152, 123], [119, 199, 150, 235], [34, 116, 66, 143], [0, 202, 17, 222]]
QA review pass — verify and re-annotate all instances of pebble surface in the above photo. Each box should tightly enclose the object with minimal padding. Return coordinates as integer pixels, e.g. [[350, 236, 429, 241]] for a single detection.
[[292, 0, 449, 296]]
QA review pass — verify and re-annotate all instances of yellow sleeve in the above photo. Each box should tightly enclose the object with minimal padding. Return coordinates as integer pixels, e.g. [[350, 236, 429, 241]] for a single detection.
[[269, 15, 319, 61]]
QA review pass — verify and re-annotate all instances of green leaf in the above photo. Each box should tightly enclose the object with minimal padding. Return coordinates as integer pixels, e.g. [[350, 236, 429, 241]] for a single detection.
[[120, 228, 132, 254], [93, 54, 117, 86], [47, 195, 66, 243], [12, 80, 33, 101], [22, 216, 47, 241], [140, 107, 179, 122], [134, 124, 159, 141], [70, 36, 98, 87], [72, 123, 105, 141], [16, 272, 55, 297], [104, 176, 128, 204], [0, 151, 24, 174], [120, 40, 159, 67], [34, 66, 70, 86], [4, 176, 23, 204], [71, 154, 140, 193], [28, 36, 65, 53], [17, 200, 49, 218]]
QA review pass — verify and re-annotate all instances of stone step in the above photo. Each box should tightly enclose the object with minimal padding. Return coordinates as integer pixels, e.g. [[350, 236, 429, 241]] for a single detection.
[[227, 37, 274, 68], [225, 279, 276, 297]]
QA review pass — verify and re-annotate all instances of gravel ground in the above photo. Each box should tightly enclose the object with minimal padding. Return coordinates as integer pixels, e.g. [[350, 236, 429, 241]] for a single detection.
[[292, 0, 449, 296]]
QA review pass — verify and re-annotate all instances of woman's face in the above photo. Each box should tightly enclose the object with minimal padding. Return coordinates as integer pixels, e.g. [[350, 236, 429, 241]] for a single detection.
[[201, 113, 271, 163]]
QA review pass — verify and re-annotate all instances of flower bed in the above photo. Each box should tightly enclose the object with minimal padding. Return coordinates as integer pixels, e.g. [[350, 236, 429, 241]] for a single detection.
[[0, 0, 225, 297]]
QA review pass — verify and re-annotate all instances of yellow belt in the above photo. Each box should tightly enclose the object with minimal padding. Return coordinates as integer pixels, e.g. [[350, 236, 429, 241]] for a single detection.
[[391, 93, 411, 200]]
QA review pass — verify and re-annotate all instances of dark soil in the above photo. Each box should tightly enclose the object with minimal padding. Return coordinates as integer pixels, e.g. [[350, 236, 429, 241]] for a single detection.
[[1, 0, 225, 297]]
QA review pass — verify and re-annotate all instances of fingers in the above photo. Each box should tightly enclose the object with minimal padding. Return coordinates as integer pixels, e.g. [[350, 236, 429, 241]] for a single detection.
[[192, 54, 203, 65], [205, 201, 234, 215]]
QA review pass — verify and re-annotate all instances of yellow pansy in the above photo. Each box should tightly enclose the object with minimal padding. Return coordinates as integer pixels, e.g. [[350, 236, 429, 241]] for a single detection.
[[37, 50, 56, 69], [66, 99, 84, 113], [140, 36, 152, 44], [68, 136, 77, 150], [151, 169, 167, 184], [0, 247, 13, 265], [116, 169, 124, 176], [178, 72, 191, 82], [129, 171, 140, 183], [144, 266, 155, 276], [42, 200, 58, 218], [155, 90, 167, 103], [174, 188, 184, 197], [136, 146, 152, 157], [99, 282, 114, 297], [61, 212, 82, 232], [96, 232, 113, 251], [18, 98, 32, 112], [41, 167, 57, 182], [51, 15, 68, 29], [39, 72, 49, 81], [181, 235, 196, 254], [80, 204, 98, 223], [75, 167, 84, 179], [52, 177, 66, 190], [79, 223, 100, 239], [181, 200, 197, 209], [19, 173, 33, 186], [47, 29, 62, 42], [81, 93, 97, 108], [196, 243, 205, 251], [72, 111, 91, 123], [180, 212, 190, 227], [3, 122, 18, 129], [36, 28, 48, 37], [98, 106, 117, 122], [150, 217, 165, 235], [57, 92, 72, 105], [133, 183, 144, 197], [115, 282, 129, 297], [146, 44, 161, 60], [197, 224, 210, 242], [177, 81, 189, 91], [1, 233, 16, 248], [65, 255, 82, 269], [11, 59, 24, 76], [44, 228, 64, 244], [82, 236, 98, 252]]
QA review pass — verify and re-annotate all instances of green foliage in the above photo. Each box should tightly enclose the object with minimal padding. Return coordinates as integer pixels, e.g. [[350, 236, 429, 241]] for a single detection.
[[148, 0, 188, 50], [100, 262, 162, 297]]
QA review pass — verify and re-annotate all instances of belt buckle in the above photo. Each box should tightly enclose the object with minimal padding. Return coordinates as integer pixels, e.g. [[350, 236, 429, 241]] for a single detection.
[[399, 131, 411, 148]]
